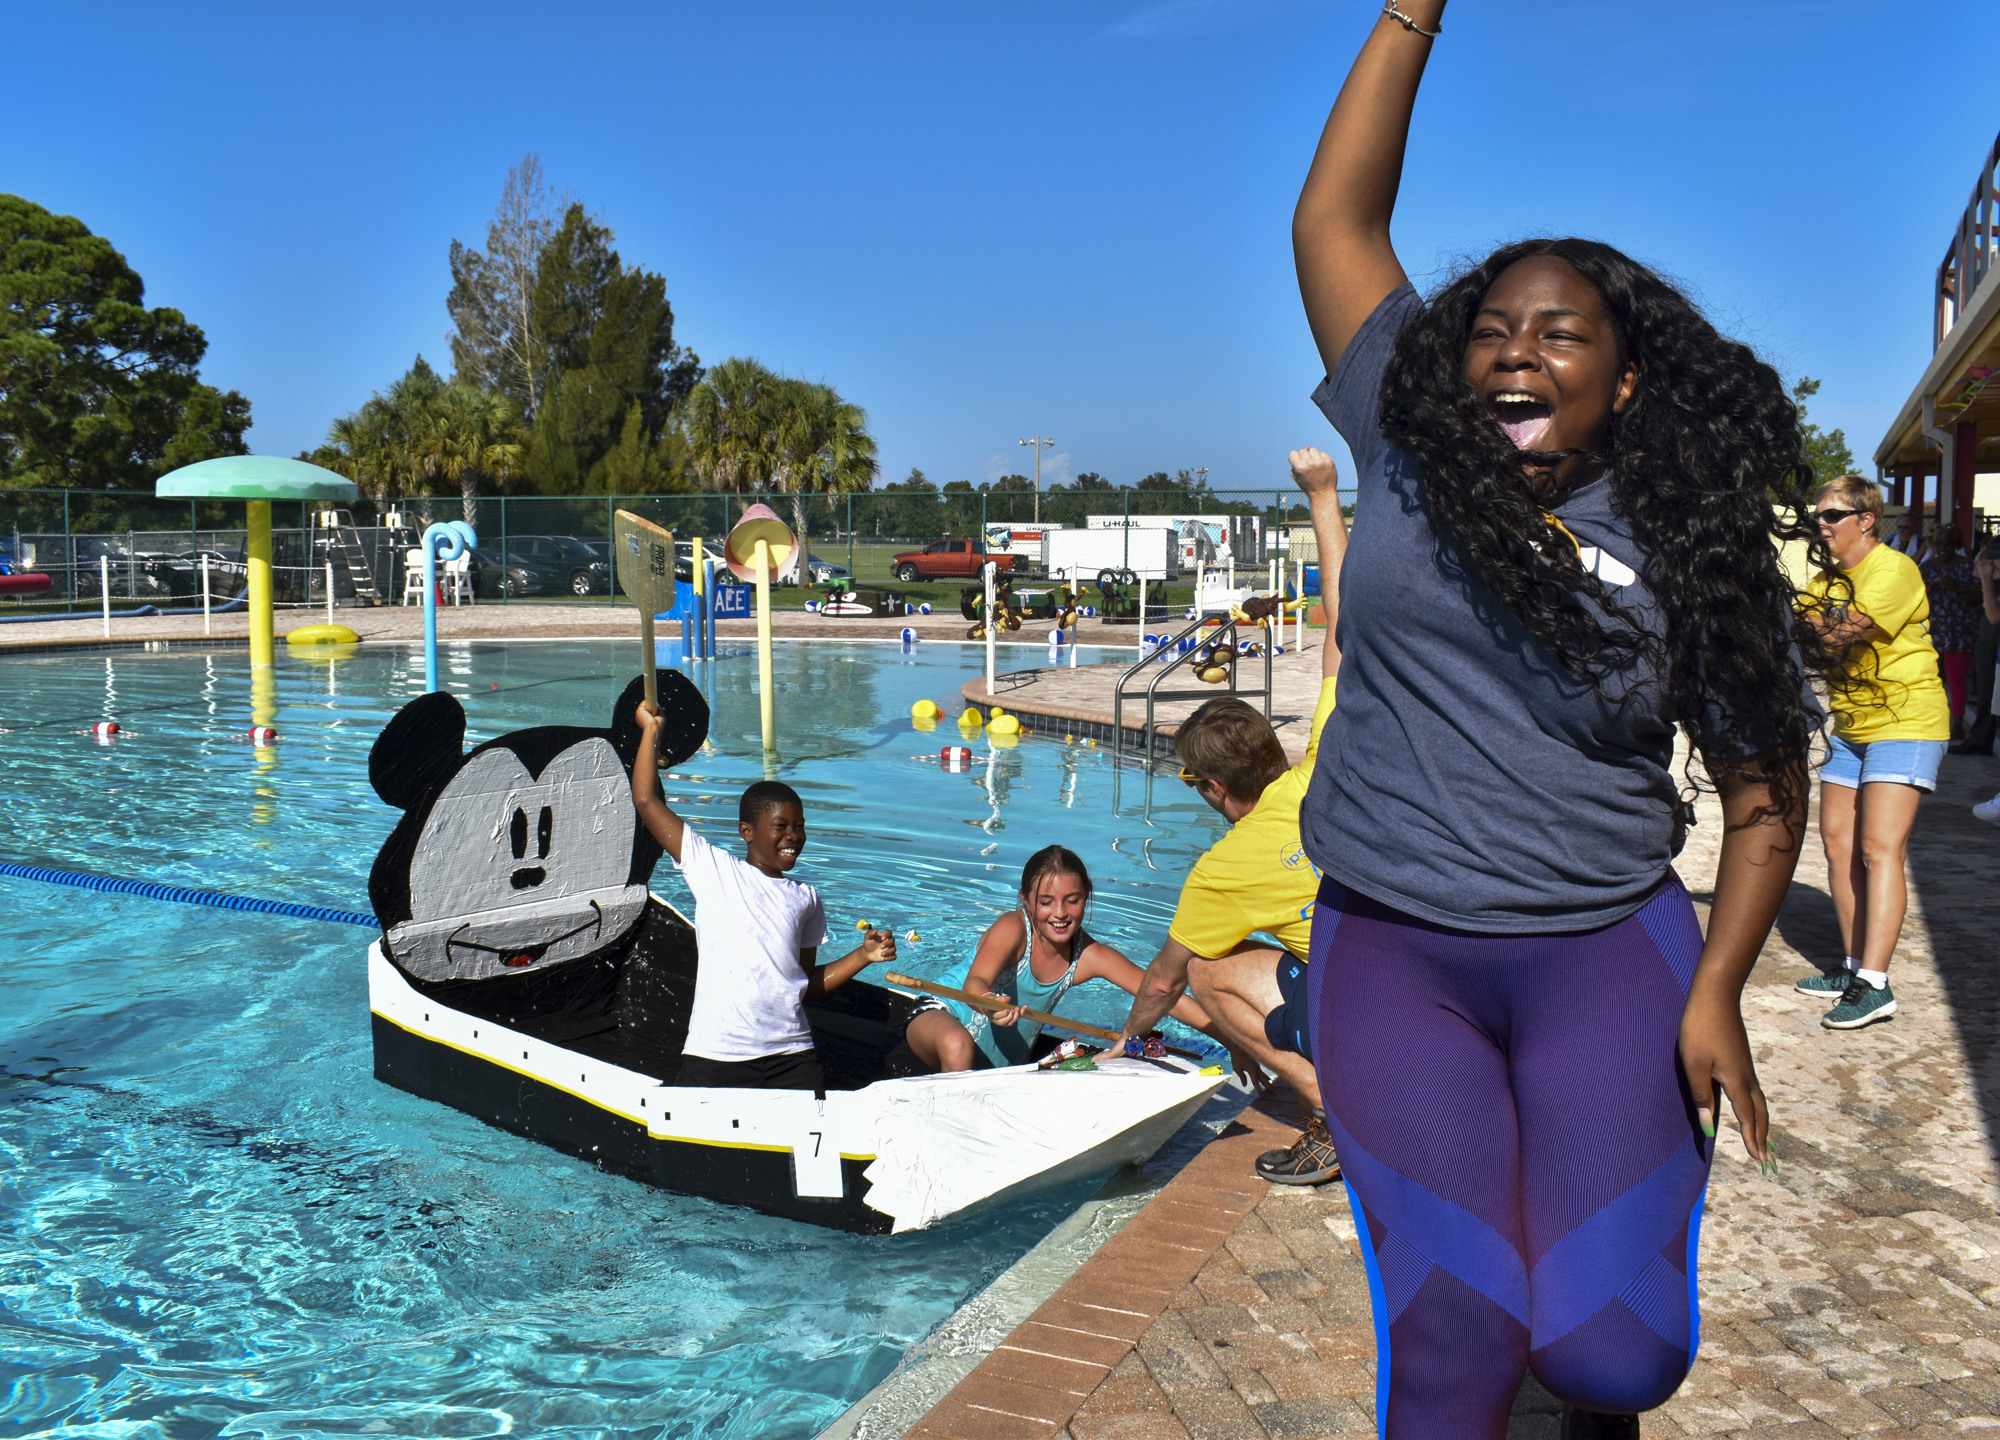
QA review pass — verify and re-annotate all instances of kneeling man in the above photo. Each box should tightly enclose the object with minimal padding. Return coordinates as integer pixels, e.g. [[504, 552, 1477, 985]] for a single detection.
[[1121, 446, 1345, 1184]]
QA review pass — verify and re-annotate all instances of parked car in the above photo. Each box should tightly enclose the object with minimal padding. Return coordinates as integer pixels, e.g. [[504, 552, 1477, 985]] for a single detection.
[[661, 540, 841, 585], [890, 539, 1018, 583], [467, 547, 524, 598], [500, 535, 613, 596], [68, 540, 244, 599]]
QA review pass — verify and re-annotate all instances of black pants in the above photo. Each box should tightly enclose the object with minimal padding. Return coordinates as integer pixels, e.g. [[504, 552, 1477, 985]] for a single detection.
[[1967, 616, 1998, 748], [675, 1049, 826, 1091]]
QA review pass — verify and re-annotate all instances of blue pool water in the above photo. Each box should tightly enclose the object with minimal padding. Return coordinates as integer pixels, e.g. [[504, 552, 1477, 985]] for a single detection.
[[0, 638, 1228, 1439]]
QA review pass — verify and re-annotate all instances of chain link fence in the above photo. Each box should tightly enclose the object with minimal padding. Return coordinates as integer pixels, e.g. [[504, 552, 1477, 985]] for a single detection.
[[0, 486, 1356, 616]]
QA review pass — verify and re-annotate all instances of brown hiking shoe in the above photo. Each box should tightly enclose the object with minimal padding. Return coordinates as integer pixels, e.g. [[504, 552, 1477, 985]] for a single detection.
[[1255, 1112, 1341, 1185]]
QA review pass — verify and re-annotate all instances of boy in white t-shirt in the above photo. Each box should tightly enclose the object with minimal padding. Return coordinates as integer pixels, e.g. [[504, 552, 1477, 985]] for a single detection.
[[633, 704, 894, 1089]]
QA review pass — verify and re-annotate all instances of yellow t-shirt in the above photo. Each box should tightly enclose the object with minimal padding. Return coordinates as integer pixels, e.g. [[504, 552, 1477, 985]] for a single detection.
[[1168, 677, 1337, 962], [1809, 543, 1950, 742]]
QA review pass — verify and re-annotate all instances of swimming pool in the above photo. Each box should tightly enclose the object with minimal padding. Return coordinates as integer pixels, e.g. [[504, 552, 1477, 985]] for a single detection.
[[0, 638, 1228, 1439]]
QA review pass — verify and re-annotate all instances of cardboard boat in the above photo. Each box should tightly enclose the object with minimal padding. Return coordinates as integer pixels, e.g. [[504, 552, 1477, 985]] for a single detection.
[[369, 895, 1226, 1233], [363, 673, 1222, 1233]]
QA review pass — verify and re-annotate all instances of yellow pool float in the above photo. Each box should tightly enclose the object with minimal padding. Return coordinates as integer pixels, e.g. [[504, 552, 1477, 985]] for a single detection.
[[286, 623, 360, 646]]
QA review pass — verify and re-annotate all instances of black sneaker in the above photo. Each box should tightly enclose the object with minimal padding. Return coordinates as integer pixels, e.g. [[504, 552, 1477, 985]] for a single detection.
[[1562, 1408, 1639, 1439], [1255, 1113, 1341, 1185]]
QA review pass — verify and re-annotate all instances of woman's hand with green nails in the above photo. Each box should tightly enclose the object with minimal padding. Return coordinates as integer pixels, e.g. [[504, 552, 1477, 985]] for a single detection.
[[1679, 752, 1807, 1174], [1679, 987, 1772, 1167]]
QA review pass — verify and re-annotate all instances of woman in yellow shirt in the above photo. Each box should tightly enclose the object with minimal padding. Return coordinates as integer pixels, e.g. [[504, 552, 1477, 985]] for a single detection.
[[1798, 476, 1949, 1029]]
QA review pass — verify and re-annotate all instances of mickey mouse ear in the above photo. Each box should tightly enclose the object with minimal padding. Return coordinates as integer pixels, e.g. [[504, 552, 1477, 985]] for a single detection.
[[370, 690, 467, 808], [608, 672, 709, 769]]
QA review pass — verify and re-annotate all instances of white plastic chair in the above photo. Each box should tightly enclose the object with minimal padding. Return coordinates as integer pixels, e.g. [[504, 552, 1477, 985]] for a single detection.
[[444, 553, 472, 606], [400, 548, 426, 606]]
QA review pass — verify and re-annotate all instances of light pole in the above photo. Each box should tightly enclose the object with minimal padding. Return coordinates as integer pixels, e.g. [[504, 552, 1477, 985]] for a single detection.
[[1019, 435, 1054, 525]]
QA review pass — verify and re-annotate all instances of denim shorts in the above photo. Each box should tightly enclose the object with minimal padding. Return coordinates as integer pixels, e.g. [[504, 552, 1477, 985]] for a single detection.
[[1820, 733, 1946, 792]]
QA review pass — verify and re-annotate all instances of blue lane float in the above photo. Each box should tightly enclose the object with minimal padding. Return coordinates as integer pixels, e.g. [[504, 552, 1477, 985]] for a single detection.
[[0, 860, 378, 928]]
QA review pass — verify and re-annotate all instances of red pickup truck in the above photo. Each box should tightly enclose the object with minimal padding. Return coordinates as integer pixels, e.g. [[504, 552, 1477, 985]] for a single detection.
[[891, 539, 1021, 583]]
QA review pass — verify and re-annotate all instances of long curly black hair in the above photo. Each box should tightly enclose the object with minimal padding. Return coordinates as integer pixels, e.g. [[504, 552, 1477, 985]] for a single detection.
[[1378, 237, 1838, 797]]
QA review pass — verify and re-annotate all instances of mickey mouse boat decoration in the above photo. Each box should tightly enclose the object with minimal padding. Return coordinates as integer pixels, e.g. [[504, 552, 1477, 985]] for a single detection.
[[364, 670, 1226, 1232]]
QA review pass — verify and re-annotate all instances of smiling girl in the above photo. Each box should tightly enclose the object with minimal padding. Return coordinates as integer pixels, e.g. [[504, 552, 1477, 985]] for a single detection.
[[903, 846, 1226, 1072], [1291, 2, 1834, 1434]]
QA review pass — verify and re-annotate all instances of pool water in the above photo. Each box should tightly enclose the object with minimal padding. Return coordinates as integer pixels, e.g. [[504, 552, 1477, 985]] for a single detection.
[[0, 638, 1228, 1439]]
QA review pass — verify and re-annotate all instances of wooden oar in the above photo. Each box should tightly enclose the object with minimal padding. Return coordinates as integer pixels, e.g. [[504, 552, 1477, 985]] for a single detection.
[[613, 510, 676, 713], [884, 972, 1210, 1062], [887, 971, 1121, 1041]]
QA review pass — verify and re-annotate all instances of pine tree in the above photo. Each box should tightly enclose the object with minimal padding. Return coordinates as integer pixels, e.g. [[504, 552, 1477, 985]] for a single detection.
[[1, 193, 250, 491]]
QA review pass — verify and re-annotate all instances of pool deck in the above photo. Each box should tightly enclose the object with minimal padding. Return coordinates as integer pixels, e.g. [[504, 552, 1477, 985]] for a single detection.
[[892, 747, 2000, 1436], [960, 640, 1329, 766], [0, 600, 1137, 655]]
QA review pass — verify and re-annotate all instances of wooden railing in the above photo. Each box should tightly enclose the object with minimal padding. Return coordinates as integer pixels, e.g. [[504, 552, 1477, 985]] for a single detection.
[[1936, 131, 2000, 349]]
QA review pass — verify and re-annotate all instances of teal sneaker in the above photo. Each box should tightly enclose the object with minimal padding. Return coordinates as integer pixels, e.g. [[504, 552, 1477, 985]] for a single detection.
[[1822, 977, 1897, 1029], [1795, 968, 1850, 999]]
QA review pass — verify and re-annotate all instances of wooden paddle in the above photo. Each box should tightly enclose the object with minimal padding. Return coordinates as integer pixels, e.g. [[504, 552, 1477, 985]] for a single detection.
[[613, 510, 676, 713], [884, 972, 1210, 1063], [886, 972, 1121, 1041]]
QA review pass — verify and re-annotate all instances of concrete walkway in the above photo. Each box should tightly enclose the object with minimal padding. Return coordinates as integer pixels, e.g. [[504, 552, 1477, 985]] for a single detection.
[[0, 599, 1142, 654], [900, 739, 2000, 1436], [962, 642, 1331, 765]]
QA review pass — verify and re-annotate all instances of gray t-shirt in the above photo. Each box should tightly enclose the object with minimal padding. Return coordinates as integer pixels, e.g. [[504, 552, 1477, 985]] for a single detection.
[[1305, 283, 1705, 933]]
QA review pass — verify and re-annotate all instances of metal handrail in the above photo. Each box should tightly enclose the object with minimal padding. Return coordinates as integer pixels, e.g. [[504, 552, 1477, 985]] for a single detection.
[[1111, 609, 1276, 762]]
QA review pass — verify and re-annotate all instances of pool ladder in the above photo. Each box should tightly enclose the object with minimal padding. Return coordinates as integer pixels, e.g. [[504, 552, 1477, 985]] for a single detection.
[[313, 509, 383, 604], [1111, 609, 1274, 764]]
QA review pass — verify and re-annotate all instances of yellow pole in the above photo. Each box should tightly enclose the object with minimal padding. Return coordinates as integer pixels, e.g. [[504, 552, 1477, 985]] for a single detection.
[[754, 538, 775, 753], [691, 535, 706, 662], [250, 664, 278, 821], [247, 500, 273, 667]]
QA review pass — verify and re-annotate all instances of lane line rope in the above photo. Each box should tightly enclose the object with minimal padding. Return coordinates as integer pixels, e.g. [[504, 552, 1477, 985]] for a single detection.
[[0, 861, 377, 929]]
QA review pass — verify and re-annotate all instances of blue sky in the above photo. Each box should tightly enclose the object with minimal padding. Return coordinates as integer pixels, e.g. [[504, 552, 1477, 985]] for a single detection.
[[6, 1, 1996, 494]]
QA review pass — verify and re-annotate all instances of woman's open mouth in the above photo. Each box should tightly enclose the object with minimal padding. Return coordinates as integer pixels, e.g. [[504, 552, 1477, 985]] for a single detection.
[[1490, 392, 1553, 450]]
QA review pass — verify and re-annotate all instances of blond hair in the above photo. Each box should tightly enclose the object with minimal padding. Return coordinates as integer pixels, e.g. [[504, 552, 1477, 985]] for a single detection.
[[1813, 475, 1884, 538]]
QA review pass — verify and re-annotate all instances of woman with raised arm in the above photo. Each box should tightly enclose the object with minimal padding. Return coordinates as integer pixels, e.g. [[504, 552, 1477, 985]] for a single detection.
[[1292, 3, 1834, 1435]]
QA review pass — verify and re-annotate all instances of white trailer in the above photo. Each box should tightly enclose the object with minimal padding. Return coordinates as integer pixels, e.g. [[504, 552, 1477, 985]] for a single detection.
[[983, 522, 1069, 557], [1040, 526, 1181, 584], [1085, 513, 1261, 566]]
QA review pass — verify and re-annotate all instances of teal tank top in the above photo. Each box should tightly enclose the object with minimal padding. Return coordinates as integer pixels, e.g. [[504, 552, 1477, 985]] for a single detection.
[[949, 910, 1085, 1067]]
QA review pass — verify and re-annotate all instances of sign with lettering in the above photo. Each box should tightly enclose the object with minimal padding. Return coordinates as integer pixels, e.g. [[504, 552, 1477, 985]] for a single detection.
[[711, 583, 752, 619]]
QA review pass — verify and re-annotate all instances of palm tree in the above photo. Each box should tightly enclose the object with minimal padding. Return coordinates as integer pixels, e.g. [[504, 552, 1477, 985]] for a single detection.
[[313, 363, 524, 526], [770, 378, 878, 578], [681, 359, 876, 579], [415, 385, 526, 524], [682, 357, 780, 493]]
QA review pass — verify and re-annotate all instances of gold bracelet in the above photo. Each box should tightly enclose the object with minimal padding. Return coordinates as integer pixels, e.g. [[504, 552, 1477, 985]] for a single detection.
[[1382, 0, 1441, 37]]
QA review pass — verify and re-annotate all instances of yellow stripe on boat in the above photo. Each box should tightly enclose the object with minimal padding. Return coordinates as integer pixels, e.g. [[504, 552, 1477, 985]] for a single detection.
[[370, 1005, 860, 1158]]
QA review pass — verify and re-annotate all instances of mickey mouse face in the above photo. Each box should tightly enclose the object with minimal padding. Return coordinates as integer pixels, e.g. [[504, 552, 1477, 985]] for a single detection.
[[389, 737, 646, 982], [368, 673, 709, 987]]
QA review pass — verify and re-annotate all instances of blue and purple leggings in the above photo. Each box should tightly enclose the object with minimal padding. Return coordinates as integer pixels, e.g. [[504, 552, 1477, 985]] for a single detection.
[[1307, 874, 1713, 1436]]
